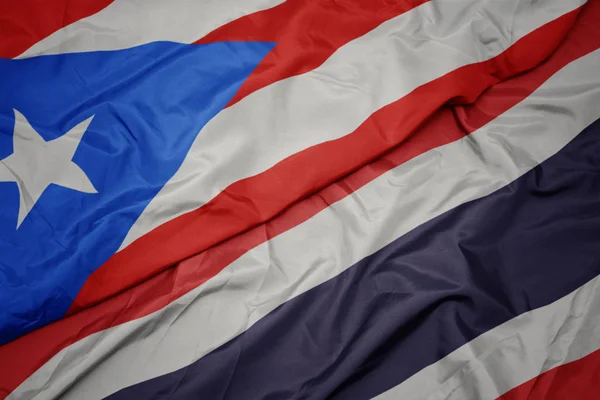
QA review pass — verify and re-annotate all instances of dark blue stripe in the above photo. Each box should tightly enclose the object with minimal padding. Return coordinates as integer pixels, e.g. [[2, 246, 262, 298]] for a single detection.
[[109, 118, 600, 400]]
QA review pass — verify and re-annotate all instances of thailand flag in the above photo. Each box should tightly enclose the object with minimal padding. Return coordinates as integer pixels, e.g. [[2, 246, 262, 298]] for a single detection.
[[1, 0, 600, 399]]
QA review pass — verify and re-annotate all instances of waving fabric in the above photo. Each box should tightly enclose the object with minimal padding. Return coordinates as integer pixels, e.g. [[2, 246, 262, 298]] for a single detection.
[[0, 0, 599, 399]]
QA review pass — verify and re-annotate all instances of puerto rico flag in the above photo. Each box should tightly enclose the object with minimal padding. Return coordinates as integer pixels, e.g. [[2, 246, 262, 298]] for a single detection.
[[1, 0, 600, 398]]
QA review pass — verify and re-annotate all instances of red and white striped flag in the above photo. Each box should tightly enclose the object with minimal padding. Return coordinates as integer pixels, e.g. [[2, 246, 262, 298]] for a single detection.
[[1, 0, 599, 398]]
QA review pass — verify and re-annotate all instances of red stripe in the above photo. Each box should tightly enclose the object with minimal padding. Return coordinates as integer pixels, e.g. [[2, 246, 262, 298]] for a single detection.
[[197, 0, 429, 106], [2, 4, 598, 397], [497, 349, 600, 400], [68, 5, 587, 316], [0, 0, 113, 59]]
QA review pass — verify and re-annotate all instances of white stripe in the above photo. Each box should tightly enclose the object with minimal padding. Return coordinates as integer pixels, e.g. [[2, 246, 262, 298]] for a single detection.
[[118, 0, 584, 250], [374, 276, 600, 400], [10, 46, 600, 400], [17, 0, 284, 58]]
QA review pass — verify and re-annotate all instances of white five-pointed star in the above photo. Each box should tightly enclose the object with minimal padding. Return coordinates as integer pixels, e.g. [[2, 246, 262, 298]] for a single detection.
[[0, 109, 97, 228]]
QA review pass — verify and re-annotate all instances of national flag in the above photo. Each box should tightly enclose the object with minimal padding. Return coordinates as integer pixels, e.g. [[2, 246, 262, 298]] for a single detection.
[[1, 0, 599, 399]]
